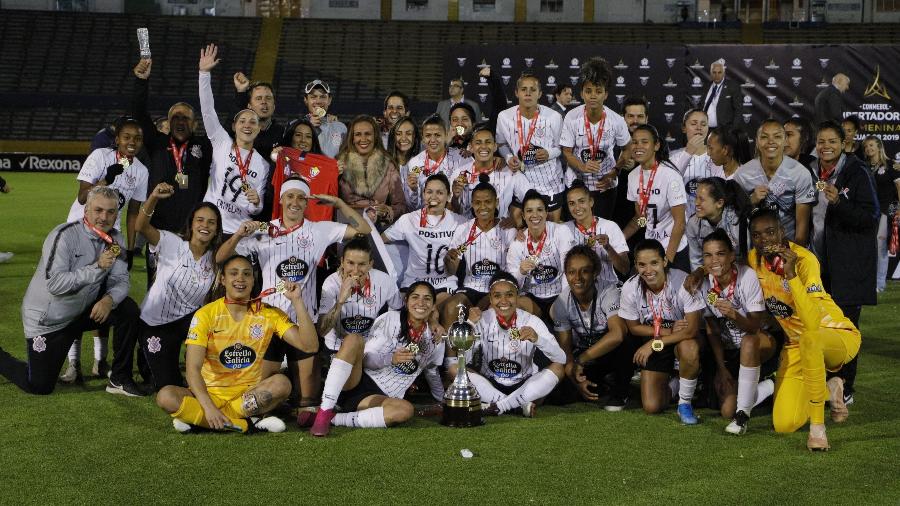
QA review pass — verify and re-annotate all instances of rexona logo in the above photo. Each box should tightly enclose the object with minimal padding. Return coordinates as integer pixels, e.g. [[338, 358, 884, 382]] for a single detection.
[[4, 155, 83, 172], [220, 342, 256, 369]]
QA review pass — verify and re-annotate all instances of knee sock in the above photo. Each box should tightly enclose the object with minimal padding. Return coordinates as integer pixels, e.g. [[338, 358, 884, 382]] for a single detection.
[[333, 407, 387, 428], [172, 396, 249, 432], [754, 378, 775, 408], [320, 358, 353, 411], [93, 335, 107, 363], [496, 369, 559, 414], [467, 372, 506, 404], [67, 339, 81, 364], [678, 377, 698, 405], [736, 365, 760, 414]]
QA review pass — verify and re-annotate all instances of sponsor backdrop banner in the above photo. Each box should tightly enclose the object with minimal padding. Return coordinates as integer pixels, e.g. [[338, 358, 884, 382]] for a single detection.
[[0, 153, 86, 173], [446, 45, 899, 156]]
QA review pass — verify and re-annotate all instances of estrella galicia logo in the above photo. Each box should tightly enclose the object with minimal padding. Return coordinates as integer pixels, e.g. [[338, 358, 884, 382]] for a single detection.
[[615, 76, 625, 88], [639, 58, 650, 69], [342, 315, 374, 334], [765, 296, 793, 318], [276, 256, 309, 282], [743, 95, 752, 107], [692, 76, 702, 88], [489, 358, 521, 379], [766, 77, 777, 88], [220, 342, 256, 369], [531, 264, 558, 284], [664, 94, 675, 106], [393, 358, 420, 375], [580, 148, 607, 163], [570, 58, 580, 69], [471, 259, 499, 279]]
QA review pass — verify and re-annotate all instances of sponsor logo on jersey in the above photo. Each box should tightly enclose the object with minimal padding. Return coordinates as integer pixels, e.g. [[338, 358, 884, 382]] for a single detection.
[[806, 283, 823, 293], [765, 296, 793, 318], [276, 256, 309, 282], [342, 315, 375, 334], [220, 342, 256, 369], [393, 358, 419, 375], [471, 259, 499, 279], [531, 264, 559, 285], [489, 358, 521, 379]]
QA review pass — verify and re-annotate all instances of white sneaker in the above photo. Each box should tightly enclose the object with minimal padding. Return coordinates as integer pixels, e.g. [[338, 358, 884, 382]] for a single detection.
[[521, 401, 536, 418], [59, 361, 81, 384], [172, 419, 192, 433], [0, 252, 13, 263], [252, 416, 286, 433]]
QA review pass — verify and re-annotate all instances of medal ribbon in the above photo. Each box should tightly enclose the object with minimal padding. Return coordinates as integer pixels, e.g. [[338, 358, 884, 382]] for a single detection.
[[423, 152, 447, 177], [469, 158, 500, 183], [82, 217, 116, 248], [495, 311, 518, 331], [225, 284, 280, 312], [575, 217, 598, 243], [583, 110, 606, 161], [461, 220, 486, 250], [710, 267, 737, 299], [645, 283, 667, 338], [516, 107, 540, 159], [419, 208, 447, 228], [526, 229, 547, 258], [233, 144, 254, 184], [637, 162, 659, 223], [407, 320, 426, 343], [353, 276, 372, 299], [818, 160, 837, 184], [763, 255, 785, 276], [267, 220, 303, 238], [169, 139, 187, 176]]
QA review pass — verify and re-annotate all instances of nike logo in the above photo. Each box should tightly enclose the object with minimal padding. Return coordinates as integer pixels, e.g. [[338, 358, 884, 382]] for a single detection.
[[74, 253, 84, 258], [274, 241, 285, 246]]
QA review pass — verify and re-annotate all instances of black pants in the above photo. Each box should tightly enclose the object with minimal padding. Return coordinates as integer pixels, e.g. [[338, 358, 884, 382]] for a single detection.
[[0, 297, 140, 395], [829, 304, 861, 396], [545, 339, 636, 405], [138, 314, 193, 391]]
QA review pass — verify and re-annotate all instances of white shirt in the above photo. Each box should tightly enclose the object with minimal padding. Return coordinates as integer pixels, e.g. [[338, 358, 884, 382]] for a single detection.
[[199, 71, 269, 234], [496, 104, 565, 196], [564, 217, 629, 285], [383, 209, 466, 289], [669, 150, 726, 218], [618, 269, 706, 327], [319, 269, 402, 351], [403, 150, 467, 210], [66, 148, 148, 230], [559, 105, 631, 189], [363, 311, 445, 401], [140, 231, 215, 326], [506, 221, 576, 299], [447, 219, 517, 294], [236, 218, 347, 321], [734, 156, 816, 241], [704, 80, 724, 128], [627, 163, 688, 252], [447, 161, 530, 219], [551, 280, 621, 352], [698, 265, 765, 349]]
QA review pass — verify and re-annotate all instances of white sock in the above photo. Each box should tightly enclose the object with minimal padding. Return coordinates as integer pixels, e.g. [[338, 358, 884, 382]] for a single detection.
[[754, 378, 775, 408], [67, 339, 81, 363], [333, 407, 387, 428], [678, 377, 697, 405], [496, 369, 559, 414], [93, 336, 107, 362], [468, 372, 506, 404], [736, 365, 760, 414], [320, 358, 353, 411]]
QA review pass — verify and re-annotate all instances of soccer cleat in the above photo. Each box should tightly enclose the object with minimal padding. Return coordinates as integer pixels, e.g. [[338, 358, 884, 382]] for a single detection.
[[807, 426, 830, 451], [603, 395, 628, 412], [251, 416, 286, 433], [827, 377, 849, 423], [725, 410, 750, 435], [310, 408, 336, 437], [92, 359, 109, 378], [677, 403, 699, 425], [521, 401, 536, 418], [105, 378, 147, 397], [172, 419, 192, 434], [482, 402, 501, 416], [844, 392, 854, 407], [296, 407, 318, 428], [58, 360, 83, 385]]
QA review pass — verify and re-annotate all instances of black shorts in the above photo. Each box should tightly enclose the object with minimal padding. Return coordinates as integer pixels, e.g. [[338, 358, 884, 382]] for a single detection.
[[722, 343, 781, 379], [337, 372, 386, 411], [488, 376, 525, 396], [636, 337, 678, 373], [263, 335, 317, 362]]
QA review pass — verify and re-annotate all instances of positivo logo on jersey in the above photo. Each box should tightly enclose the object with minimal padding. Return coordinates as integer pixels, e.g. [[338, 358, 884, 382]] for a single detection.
[[220, 342, 256, 370]]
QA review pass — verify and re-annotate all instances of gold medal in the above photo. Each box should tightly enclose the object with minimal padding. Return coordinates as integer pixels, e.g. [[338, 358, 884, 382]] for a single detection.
[[586, 236, 596, 248], [241, 182, 252, 193], [410, 166, 422, 176], [636, 216, 648, 228], [108, 244, 121, 257], [651, 339, 664, 352], [457, 245, 467, 254], [314, 107, 327, 118], [119, 157, 130, 169], [527, 255, 539, 264], [257, 222, 270, 233], [815, 180, 826, 192], [175, 173, 188, 189], [455, 125, 466, 136], [763, 244, 780, 254], [275, 279, 286, 294], [706, 291, 719, 306], [407, 343, 420, 355], [509, 327, 521, 340]]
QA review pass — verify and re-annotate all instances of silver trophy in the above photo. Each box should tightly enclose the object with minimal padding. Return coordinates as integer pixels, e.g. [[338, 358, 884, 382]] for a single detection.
[[137, 28, 151, 59], [441, 304, 484, 427]]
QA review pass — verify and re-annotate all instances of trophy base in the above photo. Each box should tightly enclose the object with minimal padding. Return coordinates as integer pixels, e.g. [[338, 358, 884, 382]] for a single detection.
[[440, 402, 484, 428]]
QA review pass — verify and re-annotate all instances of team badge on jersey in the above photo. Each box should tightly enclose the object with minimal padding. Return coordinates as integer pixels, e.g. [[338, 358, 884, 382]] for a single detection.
[[362, 296, 377, 308], [249, 323, 264, 340], [147, 336, 162, 353], [489, 358, 521, 379], [220, 342, 256, 370], [296, 234, 313, 249], [276, 257, 309, 282], [32, 336, 47, 353], [191, 144, 203, 159]]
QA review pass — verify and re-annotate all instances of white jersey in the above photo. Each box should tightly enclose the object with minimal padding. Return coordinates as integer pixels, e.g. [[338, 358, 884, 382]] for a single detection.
[[564, 217, 629, 285], [402, 150, 467, 210], [66, 148, 148, 230], [551, 280, 621, 352], [506, 222, 576, 299], [627, 163, 688, 252], [383, 209, 466, 289], [669, 150, 725, 218], [447, 219, 517, 293], [496, 104, 565, 196], [199, 71, 269, 234], [465, 308, 566, 387], [447, 161, 530, 219], [617, 269, 706, 328], [698, 265, 765, 349], [559, 105, 631, 189], [140, 231, 215, 326], [734, 156, 816, 241], [236, 218, 346, 321], [363, 311, 445, 401], [319, 269, 402, 351]]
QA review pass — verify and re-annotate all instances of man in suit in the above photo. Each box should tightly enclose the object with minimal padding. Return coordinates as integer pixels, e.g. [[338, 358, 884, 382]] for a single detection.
[[551, 83, 574, 116], [436, 78, 481, 129], [815, 73, 850, 126], [701, 59, 742, 130]]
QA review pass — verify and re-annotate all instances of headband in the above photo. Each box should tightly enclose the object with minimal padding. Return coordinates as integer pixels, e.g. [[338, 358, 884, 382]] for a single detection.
[[489, 278, 518, 291], [280, 179, 311, 198]]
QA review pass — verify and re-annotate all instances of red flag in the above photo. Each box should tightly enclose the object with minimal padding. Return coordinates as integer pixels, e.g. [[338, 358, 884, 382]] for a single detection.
[[272, 147, 339, 222]]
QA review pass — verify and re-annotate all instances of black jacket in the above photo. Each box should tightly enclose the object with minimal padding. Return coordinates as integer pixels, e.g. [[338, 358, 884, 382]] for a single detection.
[[132, 76, 212, 234], [821, 155, 879, 306], [707, 79, 743, 130], [814, 85, 843, 126]]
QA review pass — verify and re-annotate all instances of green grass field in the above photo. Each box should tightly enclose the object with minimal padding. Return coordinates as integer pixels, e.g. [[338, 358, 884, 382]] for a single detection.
[[1, 172, 899, 505]]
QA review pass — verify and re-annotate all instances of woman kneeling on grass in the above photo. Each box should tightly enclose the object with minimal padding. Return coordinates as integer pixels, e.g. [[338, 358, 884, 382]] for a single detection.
[[156, 255, 318, 434], [308, 281, 446, 437]]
